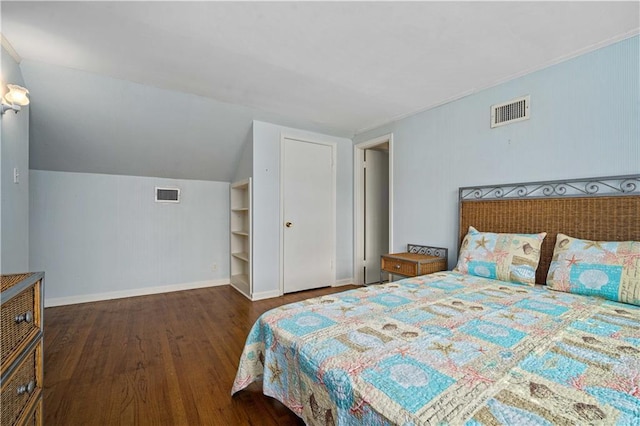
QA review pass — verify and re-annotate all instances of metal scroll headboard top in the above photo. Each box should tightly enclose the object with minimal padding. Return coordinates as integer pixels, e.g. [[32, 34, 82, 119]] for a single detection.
[[407, 244, 448, 259], [459, 175, 640, 201]]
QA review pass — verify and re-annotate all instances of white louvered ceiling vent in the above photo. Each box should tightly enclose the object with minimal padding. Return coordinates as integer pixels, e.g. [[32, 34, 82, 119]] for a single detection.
[[491, 95, 530, 128], [155, 187, 180, 203]]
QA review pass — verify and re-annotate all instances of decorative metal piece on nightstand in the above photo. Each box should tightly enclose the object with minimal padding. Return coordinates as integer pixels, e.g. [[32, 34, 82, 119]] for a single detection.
[[380, 244, 448, 283], [407, 244, 448, 259]]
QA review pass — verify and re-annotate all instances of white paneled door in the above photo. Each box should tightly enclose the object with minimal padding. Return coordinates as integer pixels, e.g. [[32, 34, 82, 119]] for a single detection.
[[282, 138, 335, 293]]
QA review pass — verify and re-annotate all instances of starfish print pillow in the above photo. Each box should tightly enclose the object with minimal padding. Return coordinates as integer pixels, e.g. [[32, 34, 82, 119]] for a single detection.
[[454, 226, 546, 286], [547, 233, 640, 306]]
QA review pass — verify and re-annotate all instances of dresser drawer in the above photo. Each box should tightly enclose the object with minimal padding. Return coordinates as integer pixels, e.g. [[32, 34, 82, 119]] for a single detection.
[[25, 396, 42, 426], [1, 279, 42, 372], [1, 338, 43, 426]]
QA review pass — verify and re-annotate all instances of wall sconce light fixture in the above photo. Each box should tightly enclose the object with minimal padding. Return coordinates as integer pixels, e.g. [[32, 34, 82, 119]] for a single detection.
[[1, 84, 30, 115]]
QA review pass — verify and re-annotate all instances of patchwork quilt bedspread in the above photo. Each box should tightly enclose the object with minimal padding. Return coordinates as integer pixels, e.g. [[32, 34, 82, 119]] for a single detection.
[[232, 272, 640, 425]]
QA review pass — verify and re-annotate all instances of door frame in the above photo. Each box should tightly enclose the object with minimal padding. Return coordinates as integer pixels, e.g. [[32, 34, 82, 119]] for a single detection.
[[353, 133, 394, 285], [279, 135, 337, 295]]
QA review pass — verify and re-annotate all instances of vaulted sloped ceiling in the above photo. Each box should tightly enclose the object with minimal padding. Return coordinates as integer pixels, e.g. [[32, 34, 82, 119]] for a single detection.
[[2, 2, 639, 181], [17, 60, 338, 181]]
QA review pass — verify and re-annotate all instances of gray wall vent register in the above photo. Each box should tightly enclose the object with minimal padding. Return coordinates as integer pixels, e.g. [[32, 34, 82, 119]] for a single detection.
[[155, 187, 180, 203]]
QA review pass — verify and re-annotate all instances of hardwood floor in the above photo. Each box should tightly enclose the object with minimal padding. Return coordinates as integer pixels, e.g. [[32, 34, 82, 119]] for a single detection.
[[44, 284, 359, 425]]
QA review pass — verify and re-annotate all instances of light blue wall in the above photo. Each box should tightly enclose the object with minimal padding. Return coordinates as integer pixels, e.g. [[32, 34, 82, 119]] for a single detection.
[[30, 170, 230, 304], [355, 36, 639, 268], [21, 60, 254, 182], [252, 121, 353, 296], [20, 60, 350, 183], [233, 126, 253, 183], [1, 47, 30, 273]]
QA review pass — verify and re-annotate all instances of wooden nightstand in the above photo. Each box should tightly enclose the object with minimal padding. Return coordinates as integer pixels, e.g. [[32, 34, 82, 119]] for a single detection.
[[380, 244, 448, 283]]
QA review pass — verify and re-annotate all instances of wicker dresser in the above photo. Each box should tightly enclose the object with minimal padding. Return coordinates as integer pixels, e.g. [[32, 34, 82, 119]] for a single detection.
[[1, 272, 44, 426]]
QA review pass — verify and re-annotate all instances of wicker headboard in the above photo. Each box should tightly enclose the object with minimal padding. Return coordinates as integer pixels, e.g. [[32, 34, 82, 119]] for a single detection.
[[458, 175, 640, 284]]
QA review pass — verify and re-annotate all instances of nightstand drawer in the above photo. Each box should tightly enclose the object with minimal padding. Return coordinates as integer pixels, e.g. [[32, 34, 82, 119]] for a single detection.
[[381, 257, 420, 276], [1, 278, 42, 372], [1, 338, 42, 426], [380, 245, 448, 282], [381, 255, 446, 276]]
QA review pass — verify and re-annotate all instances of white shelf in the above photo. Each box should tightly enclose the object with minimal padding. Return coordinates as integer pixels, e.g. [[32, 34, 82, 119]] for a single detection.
[[231, 252, 249, 262], [230, 274, 250, 299], [230, 178, 252, 299], [231, 274, 249, 286]]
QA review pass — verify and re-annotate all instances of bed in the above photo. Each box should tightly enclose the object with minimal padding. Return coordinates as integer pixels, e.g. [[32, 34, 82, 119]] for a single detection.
[[232, 175, 640, 425]]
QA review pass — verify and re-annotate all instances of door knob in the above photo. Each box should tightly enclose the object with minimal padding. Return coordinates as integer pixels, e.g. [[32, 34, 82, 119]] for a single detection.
[[285, 221, 293, 228]]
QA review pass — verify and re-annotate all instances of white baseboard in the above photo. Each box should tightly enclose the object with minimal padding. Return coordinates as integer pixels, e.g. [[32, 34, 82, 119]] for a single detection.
[[251, 289, 282, 301], [248, 280, 354, 302], [44, 278, 229, 307], [333, 277, 354, 287]]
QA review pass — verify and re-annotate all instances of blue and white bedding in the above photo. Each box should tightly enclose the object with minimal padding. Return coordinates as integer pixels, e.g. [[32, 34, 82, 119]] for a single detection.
[[232, 272, 640, 425]]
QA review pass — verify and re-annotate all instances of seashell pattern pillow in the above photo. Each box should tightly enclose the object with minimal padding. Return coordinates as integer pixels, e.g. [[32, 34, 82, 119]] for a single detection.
[[547, 233, 640, 306], [454, 226, 546, 286]]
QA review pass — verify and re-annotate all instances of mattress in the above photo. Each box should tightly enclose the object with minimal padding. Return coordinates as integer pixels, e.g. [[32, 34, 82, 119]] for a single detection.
[[232, 272, 640, 425]]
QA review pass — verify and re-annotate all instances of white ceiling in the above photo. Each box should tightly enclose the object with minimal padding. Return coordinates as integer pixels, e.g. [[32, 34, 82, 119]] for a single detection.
[[1, 2, 638, 182], [4, 1, 639, 135]]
